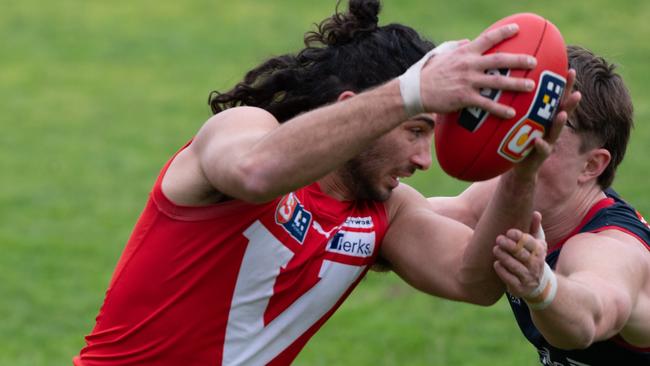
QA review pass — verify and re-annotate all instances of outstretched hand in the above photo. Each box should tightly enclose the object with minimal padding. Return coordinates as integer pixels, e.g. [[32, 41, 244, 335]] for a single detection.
[[420, 23, 538, 118], [513, 69, 582, 178], [493, 212, 548, 298]]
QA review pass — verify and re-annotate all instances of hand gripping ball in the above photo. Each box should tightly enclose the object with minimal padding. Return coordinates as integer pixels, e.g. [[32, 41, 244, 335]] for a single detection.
[[434, 13, 568, 181]]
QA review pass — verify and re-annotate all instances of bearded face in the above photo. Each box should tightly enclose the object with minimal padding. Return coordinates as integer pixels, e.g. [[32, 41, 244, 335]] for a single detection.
[[341, 141, 417, 202], [336, 117, 434, 202]]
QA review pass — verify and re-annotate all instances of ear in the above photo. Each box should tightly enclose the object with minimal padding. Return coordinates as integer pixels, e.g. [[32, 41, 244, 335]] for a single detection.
[[337, 90, 357, 102], [578, 148, 611, 184]]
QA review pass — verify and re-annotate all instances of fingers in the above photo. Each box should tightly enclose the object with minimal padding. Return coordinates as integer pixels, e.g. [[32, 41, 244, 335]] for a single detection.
[[494, 244, 532, 279], [466, 94, 516, 120], [532, 137, 553, 160], [474, 52, 537, 73], [546, 109, 568, 143], [468, 23, 519, 54], [494, 260, 521, 289], [493, 229, 548, 297], [562, 69, 579, 109], [558, 69, 581, 116], [530, 211, 546, 245], [500, 231, 538, 260], [530, 211, 542, 234], [474, 72, 535, 94], [564, 69, 577, 99]]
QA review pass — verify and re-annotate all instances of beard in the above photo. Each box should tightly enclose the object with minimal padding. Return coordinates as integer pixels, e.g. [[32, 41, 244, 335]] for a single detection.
[[340, 148, 395, 202], [341, 160, 389, 202]]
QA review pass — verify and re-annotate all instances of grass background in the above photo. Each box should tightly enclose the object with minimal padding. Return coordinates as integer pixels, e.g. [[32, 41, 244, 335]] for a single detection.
[[1, 0, 648, 365]]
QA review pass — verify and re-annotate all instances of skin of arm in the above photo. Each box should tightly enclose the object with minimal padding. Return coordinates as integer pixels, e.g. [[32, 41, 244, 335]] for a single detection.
[[427, 178, 498, 228], [380, 164, 538, 306], [397, 71, 580, 304], [162, 24, 537, 205], [541, 232, 646, 348], [495, 229, 649, 349]]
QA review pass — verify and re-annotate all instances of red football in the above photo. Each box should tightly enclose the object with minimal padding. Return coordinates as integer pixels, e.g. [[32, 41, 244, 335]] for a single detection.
[[434, 13, 568, 181]]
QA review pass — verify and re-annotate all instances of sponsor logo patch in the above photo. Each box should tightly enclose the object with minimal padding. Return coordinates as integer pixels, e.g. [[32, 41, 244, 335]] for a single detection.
[[343, 216, 374, 230], [327, 230, 375, 258], [499, 119, 545, 161], [459, 68, 510, 132], [275, 193, 312, 244], [498, 71, 566, 162]]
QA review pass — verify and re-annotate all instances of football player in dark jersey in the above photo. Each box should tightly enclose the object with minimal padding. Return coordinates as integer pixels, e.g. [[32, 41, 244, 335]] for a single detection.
[[431, 45, 649, 365]]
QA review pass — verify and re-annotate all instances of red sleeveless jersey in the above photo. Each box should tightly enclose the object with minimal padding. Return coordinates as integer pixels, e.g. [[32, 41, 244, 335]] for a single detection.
[[74, 145, 389, 366]]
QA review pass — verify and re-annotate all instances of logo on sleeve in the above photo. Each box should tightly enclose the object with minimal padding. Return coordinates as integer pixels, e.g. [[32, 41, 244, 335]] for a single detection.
[[275, 193, 312, 244], [498, 71, 566, 162]]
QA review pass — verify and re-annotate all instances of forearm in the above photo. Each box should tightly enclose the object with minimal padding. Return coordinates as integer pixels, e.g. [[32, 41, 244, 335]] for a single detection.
[[458, 170, 536, 304], [428, 179, 498, 228], [531, 277, 601, 348], [243, 79, 406, 198], [530, 275, 623, 349]]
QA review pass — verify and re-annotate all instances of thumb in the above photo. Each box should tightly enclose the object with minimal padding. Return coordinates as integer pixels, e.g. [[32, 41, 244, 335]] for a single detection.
[[530, 211, 545, 241]]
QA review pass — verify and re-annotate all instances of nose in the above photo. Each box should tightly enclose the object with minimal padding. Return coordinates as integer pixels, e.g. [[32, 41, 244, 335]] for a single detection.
[[411, 142, 433, 171]]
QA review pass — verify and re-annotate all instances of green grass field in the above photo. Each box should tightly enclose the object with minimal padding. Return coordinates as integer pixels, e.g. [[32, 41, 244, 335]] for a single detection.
[[1, 0, 648, 365]]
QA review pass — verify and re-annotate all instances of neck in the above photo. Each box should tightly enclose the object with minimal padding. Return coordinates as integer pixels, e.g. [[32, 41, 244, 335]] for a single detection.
[[318, 172, 355, 201], [541, 185, 607, 247]]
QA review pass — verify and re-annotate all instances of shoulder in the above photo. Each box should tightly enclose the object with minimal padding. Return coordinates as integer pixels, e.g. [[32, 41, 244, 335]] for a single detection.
[[558, 230, 649, 278], [194, 106, 279, 146], [162, 107, 280, 205], [384, 183, 429, 223]]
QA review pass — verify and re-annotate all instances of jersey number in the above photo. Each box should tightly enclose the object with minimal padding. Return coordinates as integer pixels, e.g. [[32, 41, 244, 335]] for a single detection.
[[222, 220, 364, 365]]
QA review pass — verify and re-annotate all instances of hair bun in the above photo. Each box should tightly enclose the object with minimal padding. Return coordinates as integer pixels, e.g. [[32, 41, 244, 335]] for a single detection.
[[349, 0, 380, 30], [305, 0, 382, 47]]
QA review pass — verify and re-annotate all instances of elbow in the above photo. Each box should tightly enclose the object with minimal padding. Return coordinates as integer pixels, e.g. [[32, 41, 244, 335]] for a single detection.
[[466, 291, 502, 307], [546, 296, 630, 350], [456, 270, 504, 306], [546, 330, 596, 350], [542, 318, 598, 350]]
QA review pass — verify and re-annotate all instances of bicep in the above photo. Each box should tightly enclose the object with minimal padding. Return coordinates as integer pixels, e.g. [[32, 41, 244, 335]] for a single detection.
[[427, 178, 498, 228], [556, 232, 646, 338], [192, 107, 280, 200], [382, 188, 474, 300]]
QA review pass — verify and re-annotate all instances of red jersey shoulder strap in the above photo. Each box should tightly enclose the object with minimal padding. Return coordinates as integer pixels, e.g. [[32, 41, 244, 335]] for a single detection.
[[548, 197, 615, 253]]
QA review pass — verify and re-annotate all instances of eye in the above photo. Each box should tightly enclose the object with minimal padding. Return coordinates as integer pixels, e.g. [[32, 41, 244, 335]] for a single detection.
[[410, 127, 423, 137]]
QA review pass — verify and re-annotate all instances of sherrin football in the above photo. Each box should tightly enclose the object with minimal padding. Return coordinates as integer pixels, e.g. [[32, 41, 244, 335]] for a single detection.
[[434, 13, 568, 181]]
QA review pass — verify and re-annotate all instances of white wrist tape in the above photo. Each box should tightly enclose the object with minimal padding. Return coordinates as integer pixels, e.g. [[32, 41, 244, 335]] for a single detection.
[[524, 262, 558, 310], [398, 41, 461, 117]]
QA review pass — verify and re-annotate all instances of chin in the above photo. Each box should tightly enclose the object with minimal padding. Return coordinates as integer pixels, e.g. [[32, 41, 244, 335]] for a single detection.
[[371, 186, 393, 202], [356, 185, 391, 202]]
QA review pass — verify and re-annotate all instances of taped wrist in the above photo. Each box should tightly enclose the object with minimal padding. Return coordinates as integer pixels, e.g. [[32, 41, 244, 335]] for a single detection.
[[524, 262, 558, 310], [398, 41, 460, 118]]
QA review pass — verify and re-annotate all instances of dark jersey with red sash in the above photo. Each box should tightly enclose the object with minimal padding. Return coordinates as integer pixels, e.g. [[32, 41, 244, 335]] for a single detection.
[[507, 189, 650, 366]]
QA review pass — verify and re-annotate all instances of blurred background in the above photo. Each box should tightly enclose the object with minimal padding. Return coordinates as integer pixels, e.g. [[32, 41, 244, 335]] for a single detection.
[[1, 0, 648, 365]]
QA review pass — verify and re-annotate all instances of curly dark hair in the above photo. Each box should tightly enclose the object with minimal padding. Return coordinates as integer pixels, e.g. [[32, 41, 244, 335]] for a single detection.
[[208, 0, 434, 122], [567, 45, 634, 189]]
